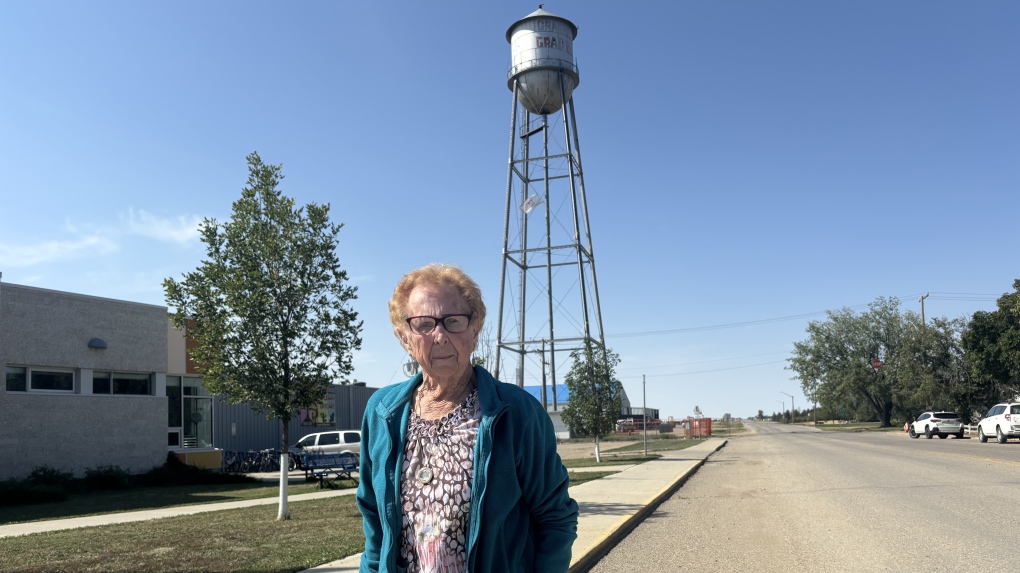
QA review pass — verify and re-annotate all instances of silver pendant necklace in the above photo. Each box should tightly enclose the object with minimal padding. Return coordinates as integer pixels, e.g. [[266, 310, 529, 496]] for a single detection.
[[413, 379, 473, 486], [414, 395, 437, 486], [416, 430, 437, 485]]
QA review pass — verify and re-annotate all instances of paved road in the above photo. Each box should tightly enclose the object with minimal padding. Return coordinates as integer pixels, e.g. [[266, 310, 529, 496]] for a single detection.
[[590, 421, 1020, 572]]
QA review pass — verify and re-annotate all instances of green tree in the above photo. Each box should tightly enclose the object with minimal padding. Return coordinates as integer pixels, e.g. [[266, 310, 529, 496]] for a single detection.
[[789, 298, 910, 427], [896, 316, 971, 419], [163, 152, 362, 520], [560, 345, 622, 463], [962, 279, 1020, 412]]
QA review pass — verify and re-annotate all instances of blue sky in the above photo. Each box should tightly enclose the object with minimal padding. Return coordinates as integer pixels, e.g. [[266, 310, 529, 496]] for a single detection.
[[2, 1, 1017, 420]]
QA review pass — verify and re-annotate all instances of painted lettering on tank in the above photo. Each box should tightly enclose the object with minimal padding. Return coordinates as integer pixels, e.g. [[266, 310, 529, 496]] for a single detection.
[[535, 35, 571, 50], [535, 19, 558, 33]]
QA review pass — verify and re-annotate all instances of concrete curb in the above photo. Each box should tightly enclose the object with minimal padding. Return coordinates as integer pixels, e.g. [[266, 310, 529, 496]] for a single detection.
[[567, 439, 728, 573]]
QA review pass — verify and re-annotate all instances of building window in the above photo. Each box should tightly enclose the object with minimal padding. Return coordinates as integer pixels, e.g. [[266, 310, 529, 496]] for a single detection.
[[31, 370, 74, 392], [5, 366, 73, 393], [181, 376, 212, 448], [167, 376, 182, 428], [93, 372, 152, 395], [6, 366, 27, 392], [94, 371, 111, 394]]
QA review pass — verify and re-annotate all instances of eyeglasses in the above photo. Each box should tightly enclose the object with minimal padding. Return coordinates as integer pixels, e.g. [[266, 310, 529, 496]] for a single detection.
[[405, 314, 472, 335]]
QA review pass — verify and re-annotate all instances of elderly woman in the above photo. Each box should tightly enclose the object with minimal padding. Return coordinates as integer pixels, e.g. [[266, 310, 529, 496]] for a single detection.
[[357, 263, 578, 573]]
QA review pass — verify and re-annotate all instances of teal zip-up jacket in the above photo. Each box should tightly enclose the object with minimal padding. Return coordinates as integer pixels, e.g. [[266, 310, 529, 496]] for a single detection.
[[356, 365, 578, 573]]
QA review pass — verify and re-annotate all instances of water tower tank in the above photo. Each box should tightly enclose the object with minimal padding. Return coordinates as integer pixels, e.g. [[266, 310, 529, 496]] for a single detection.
[[506, 7, 579, 115]]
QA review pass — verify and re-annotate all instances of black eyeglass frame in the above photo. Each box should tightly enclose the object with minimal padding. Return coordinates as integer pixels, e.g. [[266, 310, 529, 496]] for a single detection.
[[405, 314, 473, 335]]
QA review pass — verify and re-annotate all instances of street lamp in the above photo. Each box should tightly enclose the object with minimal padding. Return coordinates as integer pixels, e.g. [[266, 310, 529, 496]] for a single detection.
[[780, 391, 794, 425]]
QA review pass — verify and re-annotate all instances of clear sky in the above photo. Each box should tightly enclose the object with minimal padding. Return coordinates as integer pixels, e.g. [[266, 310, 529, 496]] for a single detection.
[[2, 1, 1017, 421]]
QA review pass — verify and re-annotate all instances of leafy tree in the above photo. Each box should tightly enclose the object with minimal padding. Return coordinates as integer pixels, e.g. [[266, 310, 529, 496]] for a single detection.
[[896, 316, 971, 419], [560, 345, 622, 463], [164, 152, 362, 520], [962, 279, 1020, 412], [789, 298, 910, 427], [789, 297, 984, 426]]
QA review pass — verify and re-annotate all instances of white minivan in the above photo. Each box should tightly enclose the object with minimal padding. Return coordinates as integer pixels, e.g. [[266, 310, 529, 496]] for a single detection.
[[294, 430, 362, 454]]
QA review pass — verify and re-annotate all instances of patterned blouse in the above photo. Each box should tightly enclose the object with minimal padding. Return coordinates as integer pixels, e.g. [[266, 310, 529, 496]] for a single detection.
[[399, 389, 481, 573]]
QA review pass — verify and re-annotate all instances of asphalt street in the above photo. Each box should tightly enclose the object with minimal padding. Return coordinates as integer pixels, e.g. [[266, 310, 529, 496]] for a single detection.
[[590, 421, 1020, 572]]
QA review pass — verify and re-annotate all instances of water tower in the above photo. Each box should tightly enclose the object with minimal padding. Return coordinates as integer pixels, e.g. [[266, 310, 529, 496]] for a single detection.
[[495, 7, 608, 410]]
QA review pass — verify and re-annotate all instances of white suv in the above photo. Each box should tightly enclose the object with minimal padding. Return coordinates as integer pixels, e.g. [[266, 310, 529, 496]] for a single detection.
[[977, 403, 1020, 444], [909, 411, 964, 439], [293, 430, 362, 454]]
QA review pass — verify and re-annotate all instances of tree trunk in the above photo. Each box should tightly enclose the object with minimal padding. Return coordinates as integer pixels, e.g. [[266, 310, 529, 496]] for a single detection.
[[880, 401, 893, 428], [594, 435, 601, 463], [278, 418, 290, 521]]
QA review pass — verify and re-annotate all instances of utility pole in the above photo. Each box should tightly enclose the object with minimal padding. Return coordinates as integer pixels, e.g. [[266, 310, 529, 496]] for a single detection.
[[642, 374, 647, 456], [919, 293, 929, 327], [781, 391, 794, 424]]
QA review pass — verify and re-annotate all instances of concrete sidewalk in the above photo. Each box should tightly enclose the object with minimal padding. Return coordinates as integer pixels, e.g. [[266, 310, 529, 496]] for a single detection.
[[302, 438, 726, 573], [0, 438, 726, 573], [0, 487, 356, 538]]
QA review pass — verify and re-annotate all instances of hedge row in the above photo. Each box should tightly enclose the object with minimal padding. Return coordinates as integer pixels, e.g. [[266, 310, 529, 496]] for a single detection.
[[0, 453, 255, 506]]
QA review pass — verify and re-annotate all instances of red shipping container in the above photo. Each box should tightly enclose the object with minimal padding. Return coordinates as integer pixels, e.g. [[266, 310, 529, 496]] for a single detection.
[[690, 418, 712, 438]]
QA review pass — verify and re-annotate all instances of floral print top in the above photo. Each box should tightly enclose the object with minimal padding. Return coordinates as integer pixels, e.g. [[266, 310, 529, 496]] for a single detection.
[[399, 389, 481, 573]]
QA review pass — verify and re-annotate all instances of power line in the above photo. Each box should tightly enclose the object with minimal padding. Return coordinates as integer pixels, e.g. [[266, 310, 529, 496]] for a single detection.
[[607, 291, 1001, 339], [617, 350, 790, 372], [625, 359, 789, 379]]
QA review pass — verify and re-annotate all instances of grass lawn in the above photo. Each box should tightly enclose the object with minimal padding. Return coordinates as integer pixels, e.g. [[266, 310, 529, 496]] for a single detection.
[[558, 433, 682, 444], [561, 455, 659, 469], [0, 495, 364, 573], [0, 473, 613, 572], [568, 471, 620, 486], [0, 480, 352, 526], [710, 419, 747, 435], [815, 422, 904, 433], [605, 439, 703, 453]]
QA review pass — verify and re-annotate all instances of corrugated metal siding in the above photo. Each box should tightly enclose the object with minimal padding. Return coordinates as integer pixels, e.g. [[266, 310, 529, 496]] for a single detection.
[[212, 384, 377, 453]]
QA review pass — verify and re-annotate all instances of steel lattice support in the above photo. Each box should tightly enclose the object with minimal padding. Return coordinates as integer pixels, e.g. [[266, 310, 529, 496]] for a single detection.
[[494, 73, 607, 411]]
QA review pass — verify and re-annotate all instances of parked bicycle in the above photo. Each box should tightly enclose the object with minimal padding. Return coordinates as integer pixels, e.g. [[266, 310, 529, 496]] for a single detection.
[[222, 449, 300, 473]]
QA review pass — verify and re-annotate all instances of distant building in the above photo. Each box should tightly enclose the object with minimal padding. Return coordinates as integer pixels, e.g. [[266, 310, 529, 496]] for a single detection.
[[1, 282, 169, 481], [521, 384, 653, 439], [0, 281, 375, 481]]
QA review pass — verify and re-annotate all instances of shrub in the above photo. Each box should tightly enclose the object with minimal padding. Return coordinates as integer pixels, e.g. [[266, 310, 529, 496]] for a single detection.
[[0, 479, 68, 506], [26, 466, 74, 488], [83, 465, 131, 491], [136, 453, 255, 487]]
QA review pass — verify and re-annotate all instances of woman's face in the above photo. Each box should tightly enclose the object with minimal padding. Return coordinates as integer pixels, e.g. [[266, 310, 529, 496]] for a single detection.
[[401, 282, 479, 383]]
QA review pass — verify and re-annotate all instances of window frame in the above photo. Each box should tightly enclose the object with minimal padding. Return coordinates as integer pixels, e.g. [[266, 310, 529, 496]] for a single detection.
[[6, 366, 27, 392], [92, 371, 153, 396], [6, 366, 77, 393]]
